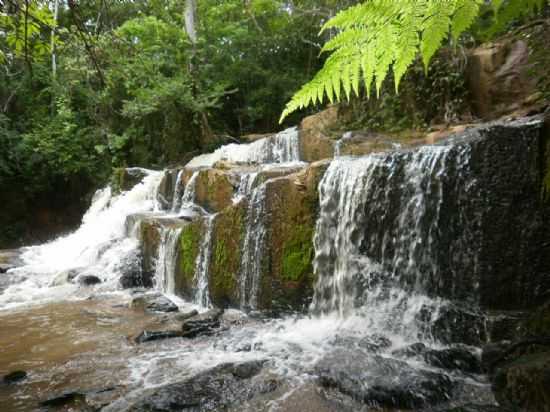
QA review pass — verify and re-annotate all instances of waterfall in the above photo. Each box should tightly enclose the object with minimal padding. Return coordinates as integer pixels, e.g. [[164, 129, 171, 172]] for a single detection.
[[0, 170, 163, 310], [233, 172, 259, 204], [239, 182, 268, 309], [154, 226, 183, 295], [186, 127, 300, 168], [171, 170, 199, 212], [312, 145, 473, 341], [193, 214, 216, 307]]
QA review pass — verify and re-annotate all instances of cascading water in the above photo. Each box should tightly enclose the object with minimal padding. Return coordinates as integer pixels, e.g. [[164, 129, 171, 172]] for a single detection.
[[0, 170, 163, 310], [239, 183, 268, 309], [186, 127, 300, 168], [312, 144, 475, 342], [153, 226, 183, 295], [193, 214, 216, 307]]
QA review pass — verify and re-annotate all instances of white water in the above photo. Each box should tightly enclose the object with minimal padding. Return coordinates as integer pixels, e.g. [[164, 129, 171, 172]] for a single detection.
[[193, 214, 216, 308], [153, 226, 183, 295], [186, 127, 300, 168], [312, 145, 472, 343], [0, 170, 163, 310], [239, 182, 268, 309]]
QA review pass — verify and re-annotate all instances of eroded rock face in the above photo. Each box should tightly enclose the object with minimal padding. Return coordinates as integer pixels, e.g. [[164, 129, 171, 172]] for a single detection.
[[262, 160, 330, 311], [466, 39, 539, 119], [315, 349, 453, 409], [119, 361, 273, 412], [299, 107, 339, 162]]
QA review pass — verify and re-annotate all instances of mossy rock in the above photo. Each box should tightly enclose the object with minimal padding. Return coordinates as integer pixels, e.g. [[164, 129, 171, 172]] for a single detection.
[[175, 220, 203, 299], [193, 169, 235, 213], [263, 161, 329, 311], [110, 168, 147, 195], [208, 202, 246, 308]]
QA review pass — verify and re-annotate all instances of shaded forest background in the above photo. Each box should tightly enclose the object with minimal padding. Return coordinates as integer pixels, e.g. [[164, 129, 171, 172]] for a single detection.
[[1, 0, 548, 247]]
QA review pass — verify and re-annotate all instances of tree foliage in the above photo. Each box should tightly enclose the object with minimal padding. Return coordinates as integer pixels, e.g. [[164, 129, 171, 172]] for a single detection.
[[280, 0, 548, 122]]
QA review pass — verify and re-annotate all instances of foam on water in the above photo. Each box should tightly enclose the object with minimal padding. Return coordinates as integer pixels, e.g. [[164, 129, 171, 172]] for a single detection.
[[186, 127, 300, 168], [0, 170, 163, 310]]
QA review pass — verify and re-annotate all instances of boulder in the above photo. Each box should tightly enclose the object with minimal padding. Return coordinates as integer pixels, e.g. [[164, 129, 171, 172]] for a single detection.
[[314, 349, 453, 409], [0, 249, 22, 273], [393, 343, 481, 374], [492, 352, 550, 412], [181, 308, 223, 338], [110, 168, 149, 195], [134, 330, 182, 344], [130, 293, 178, 313], [77, 275, 102, 286], [299, 107, 339, 162], [118, 361, 273, 412], [3, 370, 27, 384], [466, 39, 539, 119]]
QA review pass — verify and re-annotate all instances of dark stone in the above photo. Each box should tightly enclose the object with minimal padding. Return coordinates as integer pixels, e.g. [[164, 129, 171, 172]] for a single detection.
[[180, 308, 223, 338], [120, 360, 273, 412], [483, 338, 550, 373], [173, 309, 199, 322], [3, 370, 27, 384], [392, 342, 428, 358], [118, 250, 153, 289], [423, 347, 481, 374], [131, 293, 178, 313], [40, 391, 86, 407], [492, 352, 550, 412], [77, 275, 102, 286], [134, 330, 183, 344], [314, 348, 453, 409], [394, 343, 481, 374]]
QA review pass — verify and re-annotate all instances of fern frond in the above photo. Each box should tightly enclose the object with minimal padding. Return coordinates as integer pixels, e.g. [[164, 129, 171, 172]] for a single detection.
[[280, 0, 494, 122], [452, 0, 482, 39], [420, 1, 454, 71]]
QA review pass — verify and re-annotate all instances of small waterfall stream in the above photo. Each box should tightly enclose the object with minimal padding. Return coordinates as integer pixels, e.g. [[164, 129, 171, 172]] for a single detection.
[[153, 227, 183, 295], [312, 144, 475, 341], [193, 214, 216, 307], [1, 120, 519, 411]]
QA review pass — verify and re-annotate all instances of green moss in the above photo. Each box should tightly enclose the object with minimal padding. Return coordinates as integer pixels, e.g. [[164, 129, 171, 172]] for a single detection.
[[209, 204, 245, 306], [180, 224, 200, 283], [110, 167, 126, 195], [281, 224, 314, 282]]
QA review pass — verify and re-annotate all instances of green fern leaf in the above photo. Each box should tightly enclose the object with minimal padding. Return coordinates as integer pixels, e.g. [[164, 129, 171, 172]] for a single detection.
[[452, 0, 482, 39]]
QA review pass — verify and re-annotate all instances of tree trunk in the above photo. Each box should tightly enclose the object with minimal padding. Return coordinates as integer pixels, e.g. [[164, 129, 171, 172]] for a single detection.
[[51, 0, 59, 78], [184, 0, 197, 44]]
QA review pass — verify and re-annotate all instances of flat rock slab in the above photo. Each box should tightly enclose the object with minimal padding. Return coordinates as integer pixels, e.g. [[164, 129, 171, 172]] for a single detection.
[[130, 293, 179, 313], [117, 360, 272, 412], [314, 348, 453, 409]]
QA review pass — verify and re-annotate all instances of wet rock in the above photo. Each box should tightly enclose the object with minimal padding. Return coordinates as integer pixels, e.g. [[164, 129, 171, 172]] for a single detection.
[[111, 167, 148, 194], [299, 107, 339, 162], [40, 391, 88, 408], [466, 39, 539, 119], [134, 330, 182, 344], [120, 360, 273, 412], [130, 293, 179, 313], [492, 352, 550, 412], [118, 249, 152, 289], [424, 347, 481, 374], [3, 370, 27, 384], [173, 309, 199, 322], [181, 308, 223, 338], [0, 249, 22, 273], [77, 275, 102, 286], [314, 349, 453, 409], [394, 343, 481, 374], [49, 268, 81, 286]]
